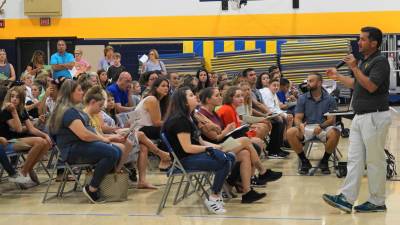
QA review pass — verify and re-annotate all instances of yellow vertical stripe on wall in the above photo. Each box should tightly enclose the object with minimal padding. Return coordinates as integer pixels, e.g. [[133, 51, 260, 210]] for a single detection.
[[203, 41, 214, 71], [224, 40, 235, 52], [183, 41, 194, 53], [245, 40, 256, 50], [266, 40, 277, 54]]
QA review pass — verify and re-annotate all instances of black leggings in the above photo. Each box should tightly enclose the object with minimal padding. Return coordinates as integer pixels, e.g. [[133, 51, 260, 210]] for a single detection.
[[267, 119, 285, 154]]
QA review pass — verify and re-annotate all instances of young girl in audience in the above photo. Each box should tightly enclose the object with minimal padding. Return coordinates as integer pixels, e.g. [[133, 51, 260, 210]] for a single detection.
[[237, 82, 271, 140], [97, 69, 109, 89], [48, 79, 121, 203], [131, 81, 141, 106], [135, 78, 170, 170], [0, 86, 52, 183], [196, 69, 210, 92], [255, 72, 270, 89], [198, 87, 281, 190], [83, 86, 132, 172], [163, 86, 235, 214], [25, 82, 41, 119], [216, 86, 266, 149], [101, 91, 170, 189]]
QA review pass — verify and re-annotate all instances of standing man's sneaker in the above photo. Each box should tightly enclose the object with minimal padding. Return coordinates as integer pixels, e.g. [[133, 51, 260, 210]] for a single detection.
[[299, 159, 312, 175], [322, 193, 353, 213], [354, 202, 387, 213], [83, 185, 105, 204], [319, 160, 331, 175]]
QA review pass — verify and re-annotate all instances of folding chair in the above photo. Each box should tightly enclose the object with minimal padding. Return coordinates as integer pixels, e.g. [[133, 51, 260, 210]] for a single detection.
[[299, 137, 343, 176], [42, 144, 93, 203], [0, 146, 52, 184], [157, 132, 214, 215]]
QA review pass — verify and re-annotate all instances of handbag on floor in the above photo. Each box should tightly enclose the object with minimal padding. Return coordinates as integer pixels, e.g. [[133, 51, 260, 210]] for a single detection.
[[85, 171, 129, 202]]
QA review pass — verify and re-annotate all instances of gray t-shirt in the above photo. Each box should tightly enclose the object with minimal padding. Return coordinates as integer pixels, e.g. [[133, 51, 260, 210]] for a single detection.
[[352, 50, 390, 114], [295, 90, 337, 124], [143, 60, 166, 73]]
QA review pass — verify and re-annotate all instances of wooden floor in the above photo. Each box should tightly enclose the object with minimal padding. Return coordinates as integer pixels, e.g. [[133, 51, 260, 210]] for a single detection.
[[1, 110, 399, 225]]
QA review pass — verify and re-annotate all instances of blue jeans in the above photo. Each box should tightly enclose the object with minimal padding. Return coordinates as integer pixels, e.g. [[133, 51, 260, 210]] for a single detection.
[[0, 144, 17, 176], [180, 152, 235, 194], [66, 141, 121, 188]]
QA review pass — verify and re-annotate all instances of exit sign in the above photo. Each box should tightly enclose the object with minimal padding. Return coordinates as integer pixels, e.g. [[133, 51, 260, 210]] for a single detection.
[[0, 19, 4, 28], [40, 17, 51, 26]]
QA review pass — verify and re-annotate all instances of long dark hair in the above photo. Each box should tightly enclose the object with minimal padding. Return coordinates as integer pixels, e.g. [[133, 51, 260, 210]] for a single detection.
[[147, 77, 170, 117], [256, 72, 269, 89], [196, 69, 210, 91], [165, 86, 192, 122]]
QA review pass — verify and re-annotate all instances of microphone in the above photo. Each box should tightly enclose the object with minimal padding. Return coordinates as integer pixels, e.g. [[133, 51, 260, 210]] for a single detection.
[[335, 60, 346, 69]]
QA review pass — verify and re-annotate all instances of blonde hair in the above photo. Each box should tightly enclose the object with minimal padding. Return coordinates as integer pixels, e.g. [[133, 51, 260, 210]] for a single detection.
[[83, 86, 105, 105], [2, 86, 26, 114], [148, 49, 159, 59], [104, 46, 114, 56]]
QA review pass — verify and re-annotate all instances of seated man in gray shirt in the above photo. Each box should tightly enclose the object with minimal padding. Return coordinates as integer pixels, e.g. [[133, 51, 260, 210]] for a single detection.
[[287, 73, 340, 175]]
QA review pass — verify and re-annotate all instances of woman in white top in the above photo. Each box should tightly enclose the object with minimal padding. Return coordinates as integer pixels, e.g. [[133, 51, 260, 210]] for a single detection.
[[134, 77, 170, 170], [141, 49, 167, 76]]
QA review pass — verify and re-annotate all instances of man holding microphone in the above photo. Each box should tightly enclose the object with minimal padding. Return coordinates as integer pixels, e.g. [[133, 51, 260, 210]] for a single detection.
[[322, 27, 392, 213]]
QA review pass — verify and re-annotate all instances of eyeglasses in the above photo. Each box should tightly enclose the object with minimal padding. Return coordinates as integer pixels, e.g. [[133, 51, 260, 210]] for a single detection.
[[74, 53, 81, 55]]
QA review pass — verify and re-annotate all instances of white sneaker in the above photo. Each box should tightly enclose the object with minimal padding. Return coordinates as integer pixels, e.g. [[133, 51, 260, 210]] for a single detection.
[[8, 173, 33, 184], [204, 198, 226, 214]]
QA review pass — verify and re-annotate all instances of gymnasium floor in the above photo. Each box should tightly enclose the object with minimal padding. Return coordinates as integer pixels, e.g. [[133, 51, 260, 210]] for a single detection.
[[0, 110, 399, 225]]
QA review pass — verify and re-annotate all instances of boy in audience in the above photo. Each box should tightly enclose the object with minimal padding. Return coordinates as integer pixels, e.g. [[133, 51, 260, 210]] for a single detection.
[[107, 52, 127, 83], [286, 73, 340, 175], [277, 78, 297, 114]]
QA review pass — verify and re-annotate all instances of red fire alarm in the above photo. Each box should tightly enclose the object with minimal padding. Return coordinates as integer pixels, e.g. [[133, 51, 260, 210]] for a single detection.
[[0, 19, 4, 28], [40, 17, 51, 26]]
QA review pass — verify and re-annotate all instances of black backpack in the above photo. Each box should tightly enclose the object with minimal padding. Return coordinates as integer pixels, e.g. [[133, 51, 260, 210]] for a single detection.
[[385, 149, 397, 180]]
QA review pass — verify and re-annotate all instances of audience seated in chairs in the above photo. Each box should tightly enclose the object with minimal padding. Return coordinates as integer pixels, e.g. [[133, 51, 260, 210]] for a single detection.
[[134, 77, 170, 170], [0, 86, 52, 183], [83, 86, 132, 172], [0, 136, 33, 184], [242, 68, 288, 159], [163, 86, 235, 214], [196, 87, 281, 200], [101, 91, 170, 189], [48, 79, 121, 203], [216, 86, 265, 151], [259, 78, 293, 158], [286, 73, 340, 175]]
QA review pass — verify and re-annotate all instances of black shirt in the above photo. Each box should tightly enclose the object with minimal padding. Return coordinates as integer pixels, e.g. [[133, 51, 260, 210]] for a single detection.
[[107, 65, 127, 83], [352, 50, 390, 113], [163, 115, 201, 159], [0, 109, 30, 139]]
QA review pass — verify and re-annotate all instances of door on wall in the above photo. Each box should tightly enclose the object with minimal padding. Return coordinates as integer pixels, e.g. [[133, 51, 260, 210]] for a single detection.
[[16, 38, 76, 77]]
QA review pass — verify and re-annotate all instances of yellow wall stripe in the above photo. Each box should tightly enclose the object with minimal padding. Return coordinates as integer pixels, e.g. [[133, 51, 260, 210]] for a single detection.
[[266, 40, 277, 54], [224, 40, 235, 52], [203, 41, 214, 71], [245, 40, 256, 50], [1, 11, 400, 39], [183, 41, 194, 53]]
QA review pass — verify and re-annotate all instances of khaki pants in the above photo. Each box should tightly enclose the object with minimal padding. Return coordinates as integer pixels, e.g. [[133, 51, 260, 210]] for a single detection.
[[341, 110, 391, 206]]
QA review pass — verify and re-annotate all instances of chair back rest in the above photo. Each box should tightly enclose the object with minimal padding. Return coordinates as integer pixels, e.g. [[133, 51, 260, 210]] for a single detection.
[[160, 132, 187, 175]]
